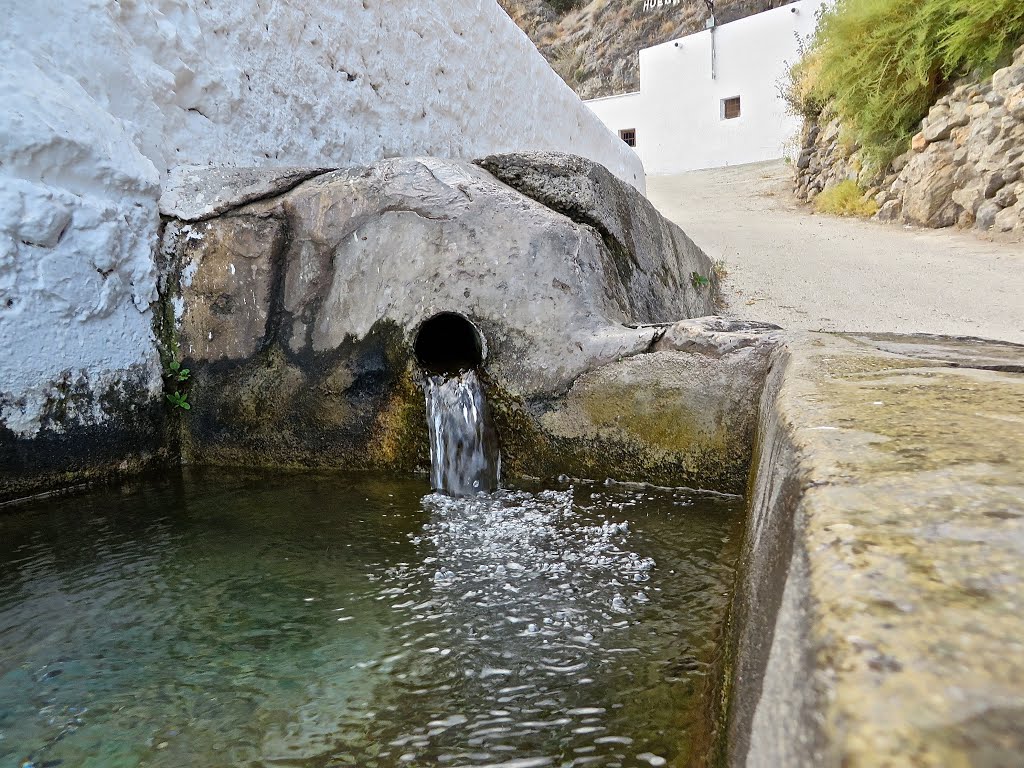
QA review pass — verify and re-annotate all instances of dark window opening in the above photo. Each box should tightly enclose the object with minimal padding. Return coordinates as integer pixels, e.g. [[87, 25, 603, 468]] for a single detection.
[[414, 312, 484, 374], [619, 128, 637, 147], [722, 96, 741, 120]]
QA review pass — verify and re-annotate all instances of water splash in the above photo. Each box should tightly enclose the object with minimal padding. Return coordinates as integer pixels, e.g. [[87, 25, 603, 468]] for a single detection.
[[424, 370, 500, 496], [356, 486, 665, 765]]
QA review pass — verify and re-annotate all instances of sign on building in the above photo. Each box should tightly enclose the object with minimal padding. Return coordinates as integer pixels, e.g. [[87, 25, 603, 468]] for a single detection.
[[642, 0, 682, 11]]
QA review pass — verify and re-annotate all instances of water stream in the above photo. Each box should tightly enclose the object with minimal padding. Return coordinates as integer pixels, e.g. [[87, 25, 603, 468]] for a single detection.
[[424, 370, 501, 496]]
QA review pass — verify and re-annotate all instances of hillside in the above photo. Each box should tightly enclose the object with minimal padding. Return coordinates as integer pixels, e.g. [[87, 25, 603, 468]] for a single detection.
[[499, 0, 797, 100]]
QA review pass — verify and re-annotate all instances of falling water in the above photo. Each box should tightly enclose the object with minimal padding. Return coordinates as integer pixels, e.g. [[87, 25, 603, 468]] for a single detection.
[[424, 370, 500, 496]]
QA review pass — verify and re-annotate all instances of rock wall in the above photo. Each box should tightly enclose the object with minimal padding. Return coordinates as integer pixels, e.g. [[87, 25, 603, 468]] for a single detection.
[[794, 44, 1024, 237], [0, 0, 645, 501]]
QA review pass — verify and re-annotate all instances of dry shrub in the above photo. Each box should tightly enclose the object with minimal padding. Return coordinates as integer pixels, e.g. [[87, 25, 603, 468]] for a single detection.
[[813, 180, 879, 217]]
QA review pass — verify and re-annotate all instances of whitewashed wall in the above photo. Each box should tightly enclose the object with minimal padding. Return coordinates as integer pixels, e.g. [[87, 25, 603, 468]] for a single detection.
[[587, 0, 827, 175], [0, 0, 643, 441]]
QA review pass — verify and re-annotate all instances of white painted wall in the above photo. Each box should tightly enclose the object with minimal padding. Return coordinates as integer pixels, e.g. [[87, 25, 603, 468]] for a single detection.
[[587, 0, 827, 175], [0, 0, 643, 439]]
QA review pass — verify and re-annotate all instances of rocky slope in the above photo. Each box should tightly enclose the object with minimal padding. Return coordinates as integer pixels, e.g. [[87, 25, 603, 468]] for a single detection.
[[499, 0, 796, 100], [794, 44, 1024, 238]]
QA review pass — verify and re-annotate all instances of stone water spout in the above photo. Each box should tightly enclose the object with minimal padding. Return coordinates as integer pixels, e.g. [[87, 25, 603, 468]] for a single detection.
[[160, 152, 761, 491], [414, 313, 500, 496]]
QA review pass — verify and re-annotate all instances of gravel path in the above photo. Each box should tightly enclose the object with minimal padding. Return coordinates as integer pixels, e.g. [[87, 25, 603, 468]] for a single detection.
[[647, 161, 1024, 344]]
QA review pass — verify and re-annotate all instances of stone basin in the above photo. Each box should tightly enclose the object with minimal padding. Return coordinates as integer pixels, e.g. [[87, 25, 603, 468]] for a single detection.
[[2, 152, 1023, 767]]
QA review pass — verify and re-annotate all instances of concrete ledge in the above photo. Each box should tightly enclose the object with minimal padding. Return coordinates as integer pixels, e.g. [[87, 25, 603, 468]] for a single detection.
[[728, 332, 1024, 766]]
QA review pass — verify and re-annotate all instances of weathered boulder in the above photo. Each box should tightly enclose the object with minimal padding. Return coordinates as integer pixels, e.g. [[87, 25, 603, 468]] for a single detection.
[[994, 185, 1019, 209], [875, 199, 902, 222], [160, 166, 335, 222], [900, 147, 959, 227], [921, 113, 963, 143], [496, 317, 782, 493], [1007, 85, 1024, 120], [993, 56, 1024, 95], [950, 181, 984, 215], [993, 205, 1022, 233], [795, 44, 1024, 238], [981, 170, 1009, 198], [975, 200, 1002, 230], [475, 151, 718, 324], [163, 156, 724, 481]]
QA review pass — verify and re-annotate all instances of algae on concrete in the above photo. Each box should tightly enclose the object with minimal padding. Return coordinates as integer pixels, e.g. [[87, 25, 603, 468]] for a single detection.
[[728, 331, 1024, 768]]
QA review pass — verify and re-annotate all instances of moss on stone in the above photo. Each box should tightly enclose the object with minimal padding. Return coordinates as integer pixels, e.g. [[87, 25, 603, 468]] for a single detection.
[[820, 360, 1024, 475], [367, 367, 429, 470], [489, 376, 751, 494], [0, 366, 167, 504], [578, 380, 715, 456], [176, 317, 431, 474], [219, 346, 307, 431]]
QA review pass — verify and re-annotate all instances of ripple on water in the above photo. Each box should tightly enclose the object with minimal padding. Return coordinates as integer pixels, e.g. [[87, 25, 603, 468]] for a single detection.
[[0, 472, 742, 767]]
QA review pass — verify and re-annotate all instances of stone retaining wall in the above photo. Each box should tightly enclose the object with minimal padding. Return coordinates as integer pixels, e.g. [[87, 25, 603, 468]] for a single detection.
[[794, 44, 1024, 237], [158, 156, 763, 494]]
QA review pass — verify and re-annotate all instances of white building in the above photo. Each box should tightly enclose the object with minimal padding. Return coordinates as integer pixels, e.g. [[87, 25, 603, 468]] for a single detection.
[[586, 0, 828, 175]]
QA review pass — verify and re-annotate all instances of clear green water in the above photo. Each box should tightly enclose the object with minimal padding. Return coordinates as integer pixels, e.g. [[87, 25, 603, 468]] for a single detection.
[[0, 471, 742, 768]]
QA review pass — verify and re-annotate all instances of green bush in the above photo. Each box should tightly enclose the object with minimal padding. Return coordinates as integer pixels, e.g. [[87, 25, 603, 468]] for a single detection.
[[798, 0, 1024, 167], [813, 180, 879, 218]]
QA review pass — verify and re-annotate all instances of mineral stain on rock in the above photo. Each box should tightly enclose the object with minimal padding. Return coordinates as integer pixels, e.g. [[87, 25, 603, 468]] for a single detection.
[[0, 367, 167, 503]]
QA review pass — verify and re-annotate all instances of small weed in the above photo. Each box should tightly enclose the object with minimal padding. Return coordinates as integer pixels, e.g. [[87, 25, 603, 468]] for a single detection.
[[813, 180, 879, 218], [164, 359, 192, 411], [691, 271, 710, 289], [166, 391, 191, 411], [168, 360, 190, 383], [713, 260, 729, 279]]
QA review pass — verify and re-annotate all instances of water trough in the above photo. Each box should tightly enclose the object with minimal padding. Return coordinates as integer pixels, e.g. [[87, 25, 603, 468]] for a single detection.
[[2, 153, 1022, 767]]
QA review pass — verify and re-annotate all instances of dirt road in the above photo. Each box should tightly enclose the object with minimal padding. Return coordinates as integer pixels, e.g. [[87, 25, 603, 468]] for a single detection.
[[647, 161, 1024, 344]]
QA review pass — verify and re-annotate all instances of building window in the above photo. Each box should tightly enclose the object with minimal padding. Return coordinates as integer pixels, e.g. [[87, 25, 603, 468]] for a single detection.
[[722, 96, 741, 120], [619, 128, 637, 147]]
